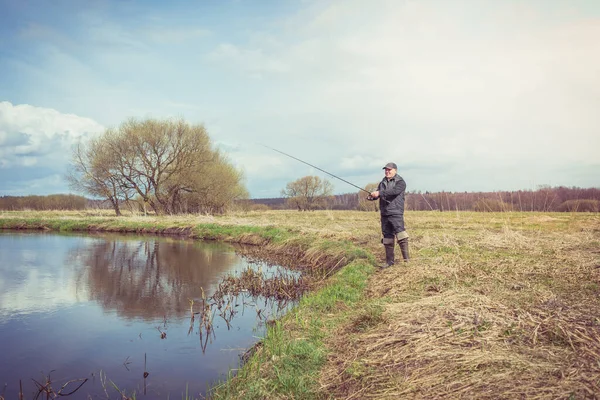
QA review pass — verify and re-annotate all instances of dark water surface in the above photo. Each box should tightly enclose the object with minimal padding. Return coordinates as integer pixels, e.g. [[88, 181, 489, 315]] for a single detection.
[[0, 231, 289, 399]]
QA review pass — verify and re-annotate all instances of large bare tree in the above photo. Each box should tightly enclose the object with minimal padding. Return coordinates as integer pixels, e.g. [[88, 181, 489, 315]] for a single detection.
[[281, 175, 333, 211], [68, 117, 247, 215]]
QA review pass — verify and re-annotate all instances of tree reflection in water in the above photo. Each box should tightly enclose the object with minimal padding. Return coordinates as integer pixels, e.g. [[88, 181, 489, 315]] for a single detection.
[[68, 234, 303, 352], [69, 235, 239, 320]]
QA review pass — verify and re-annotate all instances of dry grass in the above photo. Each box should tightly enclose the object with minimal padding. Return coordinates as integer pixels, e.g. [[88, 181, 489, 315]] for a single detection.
[[319, 212, 600, 399]]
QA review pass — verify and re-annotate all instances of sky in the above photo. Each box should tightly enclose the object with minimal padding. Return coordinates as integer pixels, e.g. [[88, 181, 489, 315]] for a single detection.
[[1, 0, 599, 198]]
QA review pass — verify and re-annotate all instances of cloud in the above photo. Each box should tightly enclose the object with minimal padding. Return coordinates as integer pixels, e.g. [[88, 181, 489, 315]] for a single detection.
[[0, 102, 104, 195]]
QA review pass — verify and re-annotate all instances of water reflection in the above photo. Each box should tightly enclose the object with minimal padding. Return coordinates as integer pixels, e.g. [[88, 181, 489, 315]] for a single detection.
[[0, 231, 294, 400], [0, 232, 88, 318], [69, 235, 238, 320]]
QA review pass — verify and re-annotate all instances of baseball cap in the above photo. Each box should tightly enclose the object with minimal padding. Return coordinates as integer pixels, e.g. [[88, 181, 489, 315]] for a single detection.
[[383, 162, 397, 170]]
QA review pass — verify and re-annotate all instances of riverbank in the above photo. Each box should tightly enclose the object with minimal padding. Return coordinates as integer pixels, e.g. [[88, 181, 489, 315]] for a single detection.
[[1, 210, 599, 399]]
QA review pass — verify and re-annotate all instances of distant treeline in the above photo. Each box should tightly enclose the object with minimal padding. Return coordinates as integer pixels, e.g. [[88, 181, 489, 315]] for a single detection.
[[252, 186, 600, 212], [404, 186, 600, 212], [0, 194, 87, 210], [2, 186, 599, 212]]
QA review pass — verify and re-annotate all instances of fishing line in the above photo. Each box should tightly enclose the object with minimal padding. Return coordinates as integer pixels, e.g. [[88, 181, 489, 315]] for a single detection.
[[259, 143, 372, 195]]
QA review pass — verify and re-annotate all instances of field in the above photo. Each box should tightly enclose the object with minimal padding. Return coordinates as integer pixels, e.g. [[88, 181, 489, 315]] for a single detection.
[[1, 210, 599, 399]]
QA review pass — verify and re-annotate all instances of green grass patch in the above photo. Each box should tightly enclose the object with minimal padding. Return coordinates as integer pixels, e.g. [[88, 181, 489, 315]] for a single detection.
[[209, 259, 374, 399]]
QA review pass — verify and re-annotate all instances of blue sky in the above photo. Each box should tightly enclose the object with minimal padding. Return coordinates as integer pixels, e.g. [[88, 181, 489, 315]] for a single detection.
[[1, 0, 599, 198]]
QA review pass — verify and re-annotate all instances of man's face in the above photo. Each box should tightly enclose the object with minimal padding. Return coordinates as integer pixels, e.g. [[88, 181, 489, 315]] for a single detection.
[[384, 168, 397, 179]]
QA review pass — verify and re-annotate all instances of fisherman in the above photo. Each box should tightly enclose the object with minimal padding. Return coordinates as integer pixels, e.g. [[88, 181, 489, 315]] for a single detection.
[[368, 162, 409, 268]]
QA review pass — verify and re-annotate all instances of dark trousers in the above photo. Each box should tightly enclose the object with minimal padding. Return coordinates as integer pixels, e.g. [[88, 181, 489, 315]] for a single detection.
[[381, 214, 405, 239]]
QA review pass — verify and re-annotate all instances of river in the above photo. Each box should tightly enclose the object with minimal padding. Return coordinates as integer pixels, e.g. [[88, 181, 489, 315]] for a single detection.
[[0, 231, 290, 399]]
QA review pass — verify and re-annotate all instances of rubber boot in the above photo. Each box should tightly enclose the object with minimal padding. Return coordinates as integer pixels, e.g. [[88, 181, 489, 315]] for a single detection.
[[382, 243, 395, 268], [398, 238, 409, 262]]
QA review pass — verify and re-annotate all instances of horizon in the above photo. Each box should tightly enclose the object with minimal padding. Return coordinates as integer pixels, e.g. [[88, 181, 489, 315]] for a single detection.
[[2, 184, 599, 202], [1, 0, 599, 197]]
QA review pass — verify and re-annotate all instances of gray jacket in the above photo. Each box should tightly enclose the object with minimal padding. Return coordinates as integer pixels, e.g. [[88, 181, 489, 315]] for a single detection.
[[378, 175, 406, 216]]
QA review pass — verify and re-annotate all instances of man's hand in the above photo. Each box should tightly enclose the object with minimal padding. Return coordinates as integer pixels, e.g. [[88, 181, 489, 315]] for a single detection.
[[370, 191, 380, 199]]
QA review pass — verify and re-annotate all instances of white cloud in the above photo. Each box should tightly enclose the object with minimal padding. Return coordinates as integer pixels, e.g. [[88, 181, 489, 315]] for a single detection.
[[0, 101, 104, 164], [0, 102, 104, 194]]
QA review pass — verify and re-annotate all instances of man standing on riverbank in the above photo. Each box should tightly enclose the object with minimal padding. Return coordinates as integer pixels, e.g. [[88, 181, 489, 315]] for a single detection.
[[368, 162, 409, 268]]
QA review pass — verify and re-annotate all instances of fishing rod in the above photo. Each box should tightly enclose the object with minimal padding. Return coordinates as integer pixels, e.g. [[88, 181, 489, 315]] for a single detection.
[[260, 144, 372, 195]]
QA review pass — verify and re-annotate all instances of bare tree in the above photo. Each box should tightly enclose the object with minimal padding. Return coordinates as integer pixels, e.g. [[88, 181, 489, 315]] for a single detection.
[[67, 139, 134, 216], [281, 176, 333, 211], [67, 117, 248, 215], [99, 119, 213, 214]]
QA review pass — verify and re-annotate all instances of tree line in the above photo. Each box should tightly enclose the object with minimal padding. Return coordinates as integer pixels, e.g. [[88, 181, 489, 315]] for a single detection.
[[0, 194, 87, 210], [403, 186, 600, 212], [4, 186, 596, 212], [256, 181, 600, 212]]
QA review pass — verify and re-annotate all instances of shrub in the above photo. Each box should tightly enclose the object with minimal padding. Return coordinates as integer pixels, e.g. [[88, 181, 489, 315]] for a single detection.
[[250, 204, 271, 212], [557, 199, 599, 212]]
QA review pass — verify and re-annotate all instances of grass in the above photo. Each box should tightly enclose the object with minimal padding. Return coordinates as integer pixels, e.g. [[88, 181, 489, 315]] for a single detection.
[[210, 259, 373, 400], [1, 209, 599, 399], [320, 212, 600, 399]]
